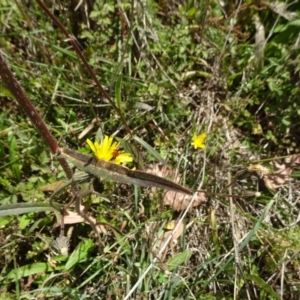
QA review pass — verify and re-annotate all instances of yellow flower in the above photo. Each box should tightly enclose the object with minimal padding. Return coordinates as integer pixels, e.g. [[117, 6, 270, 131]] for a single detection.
[[86, 135, 133, 165], [191, 133, 207, 149]]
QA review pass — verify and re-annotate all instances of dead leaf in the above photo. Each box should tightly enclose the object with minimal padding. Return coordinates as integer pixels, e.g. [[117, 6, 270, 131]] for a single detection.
[[46, 254, 57, 268], [248, 164, 270, 178], [62, 207, 107, 234], [145, 164, 173, 181], [146, 164, 206, 210], [287, 154, 300, 167], [163, 190, 206, 211], [262, 154, 300, 190]]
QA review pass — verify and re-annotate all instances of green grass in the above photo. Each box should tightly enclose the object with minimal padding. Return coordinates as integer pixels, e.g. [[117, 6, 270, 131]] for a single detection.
[[1, 0, 300, 299]]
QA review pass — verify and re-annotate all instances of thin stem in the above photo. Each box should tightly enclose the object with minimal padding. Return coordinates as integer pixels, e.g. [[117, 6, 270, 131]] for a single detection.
[[0, 50, 73, 180], [36, 0, 132, 136]]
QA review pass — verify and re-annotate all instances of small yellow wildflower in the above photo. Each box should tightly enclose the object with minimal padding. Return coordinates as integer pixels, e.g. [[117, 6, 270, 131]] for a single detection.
[[86, 135, 133, 165], [191, 133, 207, 149]]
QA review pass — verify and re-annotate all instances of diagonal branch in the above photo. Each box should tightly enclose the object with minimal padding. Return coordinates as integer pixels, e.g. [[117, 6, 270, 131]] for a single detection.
[[0, 49, 73, 180], [36, 0, 132, 136]]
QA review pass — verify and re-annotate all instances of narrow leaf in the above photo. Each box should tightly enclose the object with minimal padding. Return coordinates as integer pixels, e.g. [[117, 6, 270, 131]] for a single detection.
[[8, 134, 21, 181], [0, 202, 53, 217], [133, 135, 166, 164], [167, 250, 192, 271], [65, 239, 94, 270], [115, 75, 122, 110], [6, 263, 56, 280], [112, 229, 132, 255], [245, 274, 280, 300]]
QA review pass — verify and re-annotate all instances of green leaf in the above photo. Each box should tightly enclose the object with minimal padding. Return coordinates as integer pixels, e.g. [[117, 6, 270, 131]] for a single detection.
[[133, 135, 166, 164], [282, 116, 291, 126], [6, 263, 56, 281], [166, 250, 192, 271], [158, 272, 168, 283], [0, 176, 13, 190], [0, 202, 53, 217], [112, 229, 131, 255], [187, 7, 196, 17], [0, 217, 11, 227], [51, 45, 77, 59], [115, 74, 122, 110], [0, 87, 14, 99], [245, 274, 280, 300], [65, 239, 94, 270], [238, 199, 275, 252], [19, 213, 33, 229], [288, 19, 300, 27], [8, 133, 21, 181], [0, 126, 13, 138], [38, 151, 50, 165]]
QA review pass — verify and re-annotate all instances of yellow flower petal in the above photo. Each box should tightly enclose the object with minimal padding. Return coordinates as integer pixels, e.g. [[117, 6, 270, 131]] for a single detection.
[[113, 152, 133, 165], [86, 139, 96, 153], [86, 135, 133, 166], [191, 133, 207, 149]]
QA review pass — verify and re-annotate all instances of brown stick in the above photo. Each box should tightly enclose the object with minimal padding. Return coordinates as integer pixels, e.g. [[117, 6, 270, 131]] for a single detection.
[[0, 49, 73, 180]]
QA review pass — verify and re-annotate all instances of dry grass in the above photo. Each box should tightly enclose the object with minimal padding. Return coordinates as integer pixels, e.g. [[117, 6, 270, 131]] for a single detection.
[[1, 1, 300, 299]]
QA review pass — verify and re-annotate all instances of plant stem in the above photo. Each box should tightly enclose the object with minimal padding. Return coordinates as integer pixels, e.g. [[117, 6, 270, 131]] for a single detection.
[[36, 0, 132, 136], [0, 49, 73, 180]]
